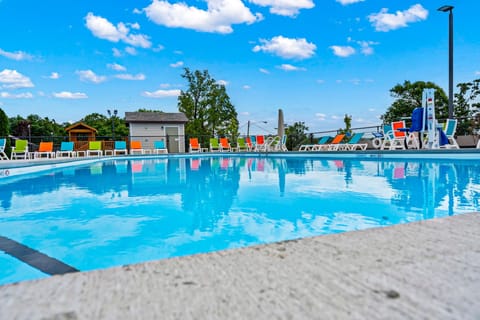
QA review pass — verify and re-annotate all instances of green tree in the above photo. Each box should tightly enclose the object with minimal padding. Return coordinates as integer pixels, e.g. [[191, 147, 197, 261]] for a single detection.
[[381, 80, 448, 124], [338, 114, 352, 137], [454, 79, 480, 135], [178, 68, 238, 139], [0, 108, 10, 152], [82, 112, 129, 138], [0, 108, 9, 138], [285, 121, 308, 150]]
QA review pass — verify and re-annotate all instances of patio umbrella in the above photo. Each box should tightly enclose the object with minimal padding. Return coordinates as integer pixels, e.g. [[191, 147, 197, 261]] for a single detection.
[[277, 108, 285, 138]]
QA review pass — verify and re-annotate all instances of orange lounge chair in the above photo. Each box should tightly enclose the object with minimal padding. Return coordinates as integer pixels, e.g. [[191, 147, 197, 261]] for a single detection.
[[130, 141, 145, 155], [219, 138, 231, 152], [189, 138, 201, 153], [325, 134, 346, 151], [34, 141, 54, 159], [390, 120, 407, 150]]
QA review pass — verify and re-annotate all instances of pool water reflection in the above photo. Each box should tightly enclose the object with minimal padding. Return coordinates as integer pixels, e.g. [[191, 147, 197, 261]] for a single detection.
[[0, 156, 479, 285]]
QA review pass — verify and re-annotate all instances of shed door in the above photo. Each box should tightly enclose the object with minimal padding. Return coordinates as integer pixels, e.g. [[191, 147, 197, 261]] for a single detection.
[[165, 126, 179, 153]]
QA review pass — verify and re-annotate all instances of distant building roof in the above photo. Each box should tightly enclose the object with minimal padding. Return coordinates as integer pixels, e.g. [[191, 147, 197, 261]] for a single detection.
[[65, 122, 98, 133], [125, 112, 188, 124]]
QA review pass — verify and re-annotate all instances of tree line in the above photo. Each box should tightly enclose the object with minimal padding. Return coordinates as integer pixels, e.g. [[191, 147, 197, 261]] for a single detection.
[[0, 67, 479, 150]]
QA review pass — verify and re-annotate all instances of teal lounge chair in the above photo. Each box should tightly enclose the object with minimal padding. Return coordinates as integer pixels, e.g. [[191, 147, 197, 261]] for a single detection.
[[0, 138, 9, 160], [153, 140, 168, 154], [299, 136, 330, 151], [441, 119, 459, 149], [113, 141, 128, 155], [338, 133, 367, 150], [56, 141, 76, 158]]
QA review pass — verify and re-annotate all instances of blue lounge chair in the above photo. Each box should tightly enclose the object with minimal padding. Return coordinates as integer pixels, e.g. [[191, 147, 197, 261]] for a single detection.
[[153, 140, 168, 154], [338, 133, 367, 150], [0, 138, 9, 160], [56, 141, 76, 158], [113, 141, 128, 155]]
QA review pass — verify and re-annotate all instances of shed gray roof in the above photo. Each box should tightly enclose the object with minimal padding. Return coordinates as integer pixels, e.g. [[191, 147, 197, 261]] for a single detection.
[[125, 112, 188, 123]]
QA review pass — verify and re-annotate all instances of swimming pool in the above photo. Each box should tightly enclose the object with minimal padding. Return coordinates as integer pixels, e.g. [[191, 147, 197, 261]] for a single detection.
[[1, 155, 479, 285]]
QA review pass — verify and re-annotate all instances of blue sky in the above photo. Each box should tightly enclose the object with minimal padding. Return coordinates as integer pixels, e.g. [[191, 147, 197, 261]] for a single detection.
[[0, 0, 478, 135]]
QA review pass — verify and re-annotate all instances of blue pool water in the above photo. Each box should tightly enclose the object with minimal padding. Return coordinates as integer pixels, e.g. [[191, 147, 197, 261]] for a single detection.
[[0, 156, 479, 285]]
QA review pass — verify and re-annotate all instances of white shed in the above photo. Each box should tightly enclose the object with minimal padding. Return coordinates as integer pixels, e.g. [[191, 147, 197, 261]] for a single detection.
[[125, 112, 188, 153]]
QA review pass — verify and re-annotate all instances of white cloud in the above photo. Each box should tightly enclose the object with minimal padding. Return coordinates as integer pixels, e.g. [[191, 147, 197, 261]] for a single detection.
[[368, 4, 428, 32], [170, 61, 184, 68], [53, 91, 88, 99], [141, 89, 181, 98], [0, 48, 33, 61], [85, 12, 152, 48], [277, 64, 306, 71], [249, 0, 314, 17], [0, 69, 34, 89], [253, 36, 316, 60], [475, 71, 480, 75], [112, 48, 122, 57], [0, 92, 33, 99], [217, 79, 228, 86], [153, 45, 165, 52], [144, 0, 262, 34], [357, 40, 378, 55], [315, 113, 326, 120], [125, 47, 138, 55], [243, 85, 251, 90], [49, 72, 60, 79], [336, 0, 364, 5], [107, 63, 127, 71], [259, 68, 270, 74], [76, 70, 107, 83], [330, 45, 355, 57], [114, 73, 146, 80], [317, 79, 325, 84]]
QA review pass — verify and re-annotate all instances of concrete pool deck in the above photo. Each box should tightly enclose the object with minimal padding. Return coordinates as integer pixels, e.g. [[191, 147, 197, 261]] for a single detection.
[[0, 213, 479, 320]]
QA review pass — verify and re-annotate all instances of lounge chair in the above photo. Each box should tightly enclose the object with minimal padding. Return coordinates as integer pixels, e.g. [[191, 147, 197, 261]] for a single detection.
[[273, 135, 288, 151], [209, 138, 221, 152], [56, 142, 76, 158], [338, 133, 367, 150], [34, 142, 54, 158], [264, 136, 280, 151], [86, 141, 103, 157], [402, 107, 425, 149], [236, 138, 249, 151], [130, 141, 145, 155], [441, 118, 459, 149], [11, 139, 28, 160], [189, 138, 201, 153], [153, 140, 168, 154], [323, 134, 346, 151], [303, 136, 330, 151], [249, 136, 257, 151], [380, 124, 394, 150], [390, 121, 407, 150], [0, 138, 9, 160], [113, 141, 128, 155], [255, 135, 266, 151], [219, 138, 231, 152], [245, 136, 254, 150]]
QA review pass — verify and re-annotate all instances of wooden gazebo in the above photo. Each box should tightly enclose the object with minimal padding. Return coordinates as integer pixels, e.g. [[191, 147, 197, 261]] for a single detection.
[[65, 122, 97, 142]]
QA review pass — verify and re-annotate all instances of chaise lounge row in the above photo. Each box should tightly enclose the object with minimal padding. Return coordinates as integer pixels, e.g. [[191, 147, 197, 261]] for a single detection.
[[188, 135, 288, 153], [0, 139, 168, 160]]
